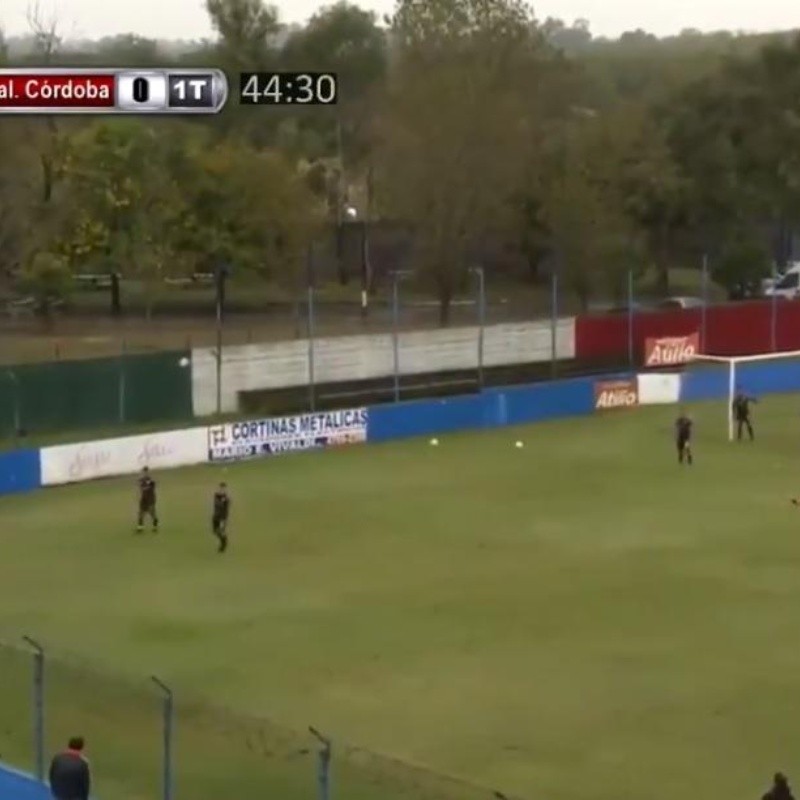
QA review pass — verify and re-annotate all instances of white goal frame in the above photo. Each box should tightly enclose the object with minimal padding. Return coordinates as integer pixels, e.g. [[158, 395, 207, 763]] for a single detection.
[[692, 350, 800, 441]]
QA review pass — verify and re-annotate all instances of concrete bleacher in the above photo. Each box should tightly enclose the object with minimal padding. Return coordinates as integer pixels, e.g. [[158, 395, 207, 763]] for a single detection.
[[0, 763, 49, 799]]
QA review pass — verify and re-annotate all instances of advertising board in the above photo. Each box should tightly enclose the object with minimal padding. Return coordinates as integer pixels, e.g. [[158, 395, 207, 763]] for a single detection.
[[594, 379, 639, 410], [41, 426, 208, 486], [644, 333, 699, 367], [208, 408, 368, 462], [637, 372, 681, 405]]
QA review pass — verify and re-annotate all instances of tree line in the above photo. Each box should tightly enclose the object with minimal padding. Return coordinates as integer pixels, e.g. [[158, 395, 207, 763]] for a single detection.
[[1, 0, 799, 323]]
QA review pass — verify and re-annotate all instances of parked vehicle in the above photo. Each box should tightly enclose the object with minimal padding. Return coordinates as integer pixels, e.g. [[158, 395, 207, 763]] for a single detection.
[[656, 296, 704, 310], [763, 264, 800, 299]]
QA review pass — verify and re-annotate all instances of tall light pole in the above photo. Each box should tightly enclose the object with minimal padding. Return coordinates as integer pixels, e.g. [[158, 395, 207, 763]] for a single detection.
[[390, 270, 413, 402], [469, 266, 486, 389], [214, 262, 229, 417]]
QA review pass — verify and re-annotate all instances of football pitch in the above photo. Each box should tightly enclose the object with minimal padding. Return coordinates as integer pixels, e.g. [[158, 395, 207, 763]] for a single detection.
[[2, 397, 800, 800]]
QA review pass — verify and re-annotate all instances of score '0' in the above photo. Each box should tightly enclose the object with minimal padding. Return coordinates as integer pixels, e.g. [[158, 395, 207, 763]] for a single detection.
[[133, 77, 149, 103]]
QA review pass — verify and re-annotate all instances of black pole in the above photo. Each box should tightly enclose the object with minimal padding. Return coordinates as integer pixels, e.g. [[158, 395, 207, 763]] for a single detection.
[[360, 221, 369, 320], [110, 272, 121, 316], [215, 264, 227, 417], [151, 677, 174, 800], [22, 636, 45, 782]]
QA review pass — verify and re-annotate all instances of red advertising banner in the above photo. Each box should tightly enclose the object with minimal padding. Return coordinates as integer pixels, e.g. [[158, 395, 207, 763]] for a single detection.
[[644, 333, 700, 367], [574, 299, 800, 363], [594, 379, 639, 410]]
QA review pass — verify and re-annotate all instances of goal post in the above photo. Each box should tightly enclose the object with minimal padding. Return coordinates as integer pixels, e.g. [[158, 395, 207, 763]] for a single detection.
[[689, 350, 800, 441]]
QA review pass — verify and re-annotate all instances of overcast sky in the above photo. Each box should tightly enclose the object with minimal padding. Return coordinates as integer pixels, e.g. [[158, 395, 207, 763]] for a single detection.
[[1, 0, 798, 41]]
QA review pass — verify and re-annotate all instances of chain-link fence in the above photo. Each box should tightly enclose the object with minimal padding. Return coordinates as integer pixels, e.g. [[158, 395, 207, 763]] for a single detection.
[[1, 262, 797, 439], [0, 639, 519, 800], [0, 349, 194, 440]]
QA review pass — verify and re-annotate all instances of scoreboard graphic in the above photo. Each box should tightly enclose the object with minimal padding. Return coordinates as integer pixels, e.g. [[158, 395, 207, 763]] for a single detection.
[[0, 68, 229, 114]]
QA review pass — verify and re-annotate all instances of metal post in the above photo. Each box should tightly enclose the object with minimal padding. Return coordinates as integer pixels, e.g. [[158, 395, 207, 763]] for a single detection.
[[771, 260, 778, 352], [392, 273, 400, 403], [22, 636, 44, 782], [7, 370, 20, 439], [151, 677, 174, 800], [215, 298, 223, 417], [550, 270, 558, 378], [118, 340, 127, 424], [627, 269, 634, 368], [728, 361, 736, 442], [335, 120, 345, 287], [701, 253, 708, 351], [309, 727, 332, 800], [307, 286, 316, 412], [360, 221, 369, 320], [470, 267, 485, 389], [214, 262, 228, 417]]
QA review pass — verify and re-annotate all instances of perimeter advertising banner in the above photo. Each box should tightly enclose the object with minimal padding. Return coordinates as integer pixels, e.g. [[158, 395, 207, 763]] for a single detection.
[[594, 379, 639, 410], [41, 427, 209, 486], [644, 333, 699, 367], [207, 408, 368, 462]]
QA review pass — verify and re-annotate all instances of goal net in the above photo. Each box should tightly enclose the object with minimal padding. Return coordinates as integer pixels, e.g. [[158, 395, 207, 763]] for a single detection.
[[683, 350, 800, 440]]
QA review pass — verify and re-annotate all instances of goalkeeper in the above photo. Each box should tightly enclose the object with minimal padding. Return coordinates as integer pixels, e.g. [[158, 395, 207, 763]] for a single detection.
[[732, 390, 756, 441]]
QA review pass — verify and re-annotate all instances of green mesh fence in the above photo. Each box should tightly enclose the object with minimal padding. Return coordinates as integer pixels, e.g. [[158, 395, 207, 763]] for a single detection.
[[0, 641, 516, 800]]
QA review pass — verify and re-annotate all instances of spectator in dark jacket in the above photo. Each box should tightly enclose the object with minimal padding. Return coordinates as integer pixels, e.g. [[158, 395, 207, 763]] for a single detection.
[[764, 773, 795, 800], [49, 736, 90, 800]]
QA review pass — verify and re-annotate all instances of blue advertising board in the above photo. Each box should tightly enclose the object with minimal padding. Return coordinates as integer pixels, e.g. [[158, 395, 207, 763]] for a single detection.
[[0, 448, 41, 495], [366, 376, 601, 443], [208, 408, 368, 462], [0, 764, 49, 800], [681, 359, 800, 403]]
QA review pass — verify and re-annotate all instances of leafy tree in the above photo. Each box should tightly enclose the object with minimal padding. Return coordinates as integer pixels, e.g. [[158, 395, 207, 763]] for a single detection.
[[205, 0, 282, 145], [282, 3, 386, 96], [23, 4, 71, 209], [185, 138, 322, 290], [282, 3, 387, 166], [601, 103, 690, 294], [542, 18, 593, 54], [667, 35, 800, 269], [206, 0, 281, 68], [60, 120, 190, 316], [541, 131, 642, 309], [19, 251, 71, 321], [711, 232, 772, 300], [378, 0, 544, 324]]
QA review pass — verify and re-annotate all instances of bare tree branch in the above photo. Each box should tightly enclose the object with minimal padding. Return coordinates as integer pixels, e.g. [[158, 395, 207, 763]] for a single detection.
[[27, 0, 62, 62]]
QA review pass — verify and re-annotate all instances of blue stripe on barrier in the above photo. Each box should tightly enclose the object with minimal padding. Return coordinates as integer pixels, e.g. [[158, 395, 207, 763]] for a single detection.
[[0, 764, 49, 800], [681, 360, 800, 403], [366, 375, 609, 444], [0, 448, 41, 495]]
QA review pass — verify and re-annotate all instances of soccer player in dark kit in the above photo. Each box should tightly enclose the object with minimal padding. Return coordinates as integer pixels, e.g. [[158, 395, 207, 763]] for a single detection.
[[136, 466, 159, 533], [212, 482, 231, 552], [675, 411, 693, 465], [732, 390, 757, 441]]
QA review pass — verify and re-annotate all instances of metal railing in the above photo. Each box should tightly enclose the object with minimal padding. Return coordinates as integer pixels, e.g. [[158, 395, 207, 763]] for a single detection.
[[0, 638, 521, 800]]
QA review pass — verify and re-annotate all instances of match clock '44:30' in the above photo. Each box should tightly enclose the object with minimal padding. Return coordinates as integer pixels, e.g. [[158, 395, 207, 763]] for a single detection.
[[239, 72, 338, 106]]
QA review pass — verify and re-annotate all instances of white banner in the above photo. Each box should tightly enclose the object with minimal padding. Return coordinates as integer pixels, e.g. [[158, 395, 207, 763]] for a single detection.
[[637, 373, 681, 405], [41, 426, 209, 486], [191, 319, 576, 415], [208, 408, 368, 462]]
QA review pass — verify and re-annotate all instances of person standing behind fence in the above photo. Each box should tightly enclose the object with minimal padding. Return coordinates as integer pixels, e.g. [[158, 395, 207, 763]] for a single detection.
[[48, 736, 91, 800]]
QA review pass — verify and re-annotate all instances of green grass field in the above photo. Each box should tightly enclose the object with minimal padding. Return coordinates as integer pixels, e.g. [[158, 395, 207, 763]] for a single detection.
[[2, 397, 800, 800]]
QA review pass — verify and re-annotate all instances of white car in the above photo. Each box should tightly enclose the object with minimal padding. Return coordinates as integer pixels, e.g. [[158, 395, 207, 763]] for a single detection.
[[656, 296, 704, 310], [763, 265, 800, 299]]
